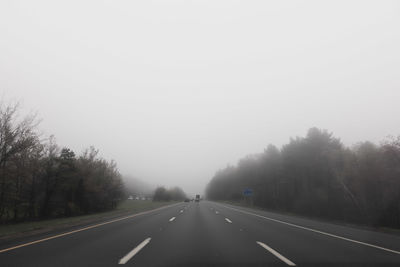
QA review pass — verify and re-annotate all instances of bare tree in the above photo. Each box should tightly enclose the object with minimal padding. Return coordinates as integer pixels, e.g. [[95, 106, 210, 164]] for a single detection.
[[0, 102, 39, 220]]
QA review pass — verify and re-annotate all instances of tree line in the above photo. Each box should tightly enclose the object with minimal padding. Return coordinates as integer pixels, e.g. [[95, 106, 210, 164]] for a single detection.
[[206, 128, 400, 229], [153, 186, 186, 201], [0, 102, 124, 223]]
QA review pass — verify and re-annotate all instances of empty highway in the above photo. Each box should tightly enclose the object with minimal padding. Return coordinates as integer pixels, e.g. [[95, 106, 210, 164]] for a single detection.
[[1, 201, 400, 266]]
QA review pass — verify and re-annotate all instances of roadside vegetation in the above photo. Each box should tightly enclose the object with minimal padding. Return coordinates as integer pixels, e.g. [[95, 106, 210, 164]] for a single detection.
[[206, 128, 400, 229], [0, 102, 124, 223]]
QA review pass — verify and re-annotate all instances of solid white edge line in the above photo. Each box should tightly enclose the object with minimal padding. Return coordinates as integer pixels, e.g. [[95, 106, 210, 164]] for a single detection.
[[169, 217, 176, 222], [225, 218, 232, 223], [257, 241, 296, 266], [219, 203, 400, 255], [119, 237, 151, 264]]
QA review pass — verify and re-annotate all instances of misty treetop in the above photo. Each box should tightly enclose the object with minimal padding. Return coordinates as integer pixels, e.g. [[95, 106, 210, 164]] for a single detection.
[[0, 102, 124, 222], [206, 128, 400, 229]]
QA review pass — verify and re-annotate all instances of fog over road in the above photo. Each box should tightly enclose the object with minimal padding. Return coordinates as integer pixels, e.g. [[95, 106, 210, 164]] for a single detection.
[[1, 202, 400, 266]]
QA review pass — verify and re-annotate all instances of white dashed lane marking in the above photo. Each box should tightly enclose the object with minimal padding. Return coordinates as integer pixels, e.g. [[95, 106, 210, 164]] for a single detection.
[[257, 241, 296, 266], [119, 238, 151, 264]]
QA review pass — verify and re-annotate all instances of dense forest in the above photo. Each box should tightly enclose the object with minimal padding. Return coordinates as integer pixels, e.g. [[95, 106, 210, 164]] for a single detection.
[[206, 128, 400, 229], [0, 103, 124, 223]]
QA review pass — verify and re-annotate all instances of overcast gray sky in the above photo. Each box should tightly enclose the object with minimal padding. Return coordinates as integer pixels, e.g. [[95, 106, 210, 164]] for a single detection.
[[1, 0, 399, 195]]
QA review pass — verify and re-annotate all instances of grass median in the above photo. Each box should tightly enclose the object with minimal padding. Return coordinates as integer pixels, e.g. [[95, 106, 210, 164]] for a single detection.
[[0, 200, 176, 240]]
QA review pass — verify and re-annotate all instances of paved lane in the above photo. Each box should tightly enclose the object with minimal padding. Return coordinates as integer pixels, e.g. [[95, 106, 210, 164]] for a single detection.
[[0, 202, 186, 267], [0, 201, 400, 266], [130, 201, 281, 266], [211, 202, 400, 266]]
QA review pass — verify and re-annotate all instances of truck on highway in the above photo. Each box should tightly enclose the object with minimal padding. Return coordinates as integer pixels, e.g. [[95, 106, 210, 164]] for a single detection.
[[195, 194, 200, 202]]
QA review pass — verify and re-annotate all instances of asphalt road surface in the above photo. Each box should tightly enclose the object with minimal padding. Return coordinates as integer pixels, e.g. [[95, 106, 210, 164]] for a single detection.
[[1, 201, 400, 266]]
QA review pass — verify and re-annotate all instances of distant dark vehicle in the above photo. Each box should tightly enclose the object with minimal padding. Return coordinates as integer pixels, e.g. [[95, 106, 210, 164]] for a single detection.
[[184, 198, 190, 202], [195, 194, 200, 202]]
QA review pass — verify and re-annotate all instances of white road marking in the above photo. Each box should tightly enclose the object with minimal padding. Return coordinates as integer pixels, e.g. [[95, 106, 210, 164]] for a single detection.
[[0, 203, 181, 254], [169, 217, 176, 222], [219, 204, 400, 255], [225, 218, 232, 223], [119, 238, 151, 264], [257, 241, 296, 266]]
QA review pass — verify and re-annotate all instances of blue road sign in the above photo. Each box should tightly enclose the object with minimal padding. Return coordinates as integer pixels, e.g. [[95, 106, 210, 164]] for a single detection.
[[243, 188, 253, 196]]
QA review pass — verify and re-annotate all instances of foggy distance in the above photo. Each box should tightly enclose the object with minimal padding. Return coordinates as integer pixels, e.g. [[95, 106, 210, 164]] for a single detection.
[[1, 1, 399, 195]]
